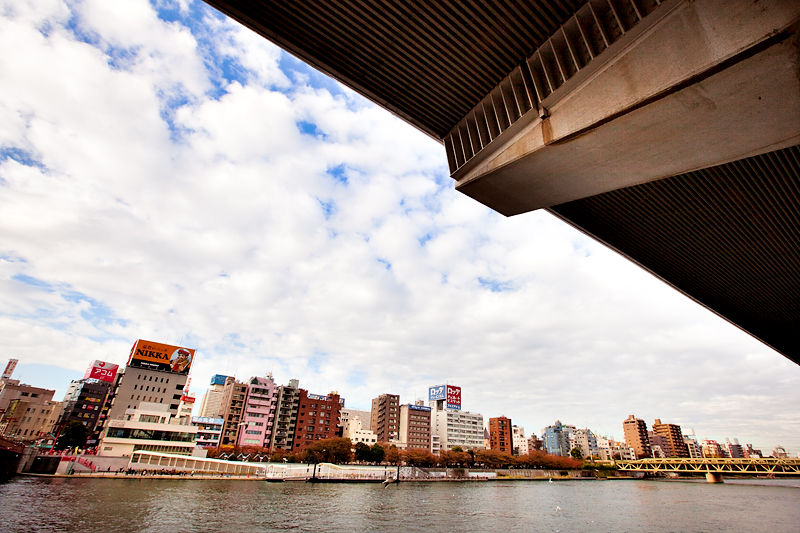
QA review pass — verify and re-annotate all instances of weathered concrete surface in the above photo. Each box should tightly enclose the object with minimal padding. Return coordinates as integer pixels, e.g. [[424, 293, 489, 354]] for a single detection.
[[455, 0, 800, 215]]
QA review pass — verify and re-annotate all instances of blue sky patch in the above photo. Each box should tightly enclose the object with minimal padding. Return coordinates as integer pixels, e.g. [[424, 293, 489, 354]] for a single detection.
[[12, 274, 54, 291], [63, 290, 129, 328], [478, 277, 513, 293], [327, 164, 348, 184], [317, 198, 336, 220], [297, 121, 320, 136], [0, 147, 44, 169]]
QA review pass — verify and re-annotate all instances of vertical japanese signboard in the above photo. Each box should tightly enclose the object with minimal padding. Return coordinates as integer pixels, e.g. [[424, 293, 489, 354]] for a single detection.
[[446, 385, 461, 410], [2, 359, 18, 380]]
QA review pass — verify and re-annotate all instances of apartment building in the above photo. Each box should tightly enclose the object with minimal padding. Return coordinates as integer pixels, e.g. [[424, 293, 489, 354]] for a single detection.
[[293, 390, 342, 452], [652, 418, 689, 457], [270, 379, 301, 451], [489, 416, 513, 453], [237, 375, 278, 448], [370, 393, 399, 443], [622, 415, 652, 459], [399, 402, 432, 450]]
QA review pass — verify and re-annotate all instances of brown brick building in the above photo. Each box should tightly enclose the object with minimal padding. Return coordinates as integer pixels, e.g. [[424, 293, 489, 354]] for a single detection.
[[293, 390, 342, 452], [652, 418, 689, 458], [623, 415, 652, 459], [489, 416, 513, 453], [370, 393, 399, 442], [399, 402, 432, 450]]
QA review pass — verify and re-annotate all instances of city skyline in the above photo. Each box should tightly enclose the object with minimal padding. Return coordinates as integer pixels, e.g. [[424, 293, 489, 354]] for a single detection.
[[1, 0, 798, 453]]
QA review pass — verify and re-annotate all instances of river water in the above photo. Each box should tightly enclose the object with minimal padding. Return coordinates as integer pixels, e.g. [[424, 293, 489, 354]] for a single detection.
[[1, 477, 798, 532]]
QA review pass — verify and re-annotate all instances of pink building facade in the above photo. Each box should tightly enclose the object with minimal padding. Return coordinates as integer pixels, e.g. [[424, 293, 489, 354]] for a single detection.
[[237, 375, 277, 448]]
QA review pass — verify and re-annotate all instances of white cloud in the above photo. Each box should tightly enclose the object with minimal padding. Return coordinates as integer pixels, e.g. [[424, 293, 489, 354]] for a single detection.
[[0, 0, 797, 453]]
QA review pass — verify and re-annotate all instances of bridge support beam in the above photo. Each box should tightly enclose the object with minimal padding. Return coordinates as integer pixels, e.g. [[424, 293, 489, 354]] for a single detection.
[[454, 0, 800, 215], [705, 472, 724, 484]]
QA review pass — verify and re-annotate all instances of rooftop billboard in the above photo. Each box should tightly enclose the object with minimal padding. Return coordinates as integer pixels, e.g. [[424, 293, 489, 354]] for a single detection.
[[446, 385, 462, 410], [210, 374, 229, 386], [128, 340, 195, 375], [2, 359, 18, 380], [429, 385, 446, 401], [84, 360, 119, 383]]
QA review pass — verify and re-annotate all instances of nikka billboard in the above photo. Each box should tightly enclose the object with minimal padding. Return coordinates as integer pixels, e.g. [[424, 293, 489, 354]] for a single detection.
[[128, 340, 195, 374], [84, 360, 119, 383]]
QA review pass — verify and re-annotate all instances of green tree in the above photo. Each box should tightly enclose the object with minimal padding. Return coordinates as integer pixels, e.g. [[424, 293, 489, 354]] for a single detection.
[[56, 421, 90, 450], [370, 443, 385, 464], [570, 447, 584, 460], [354, 442, 372, 462]]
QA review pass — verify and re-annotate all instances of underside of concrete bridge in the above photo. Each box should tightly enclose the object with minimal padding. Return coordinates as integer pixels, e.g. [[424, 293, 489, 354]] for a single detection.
[[202, 0, 800, 364]]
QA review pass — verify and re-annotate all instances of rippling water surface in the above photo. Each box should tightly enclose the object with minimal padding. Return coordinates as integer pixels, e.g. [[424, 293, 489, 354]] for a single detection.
[[1, 477, 798, 532]]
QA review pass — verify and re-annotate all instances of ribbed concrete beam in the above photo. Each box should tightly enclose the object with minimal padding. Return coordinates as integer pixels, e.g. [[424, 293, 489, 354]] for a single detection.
[[455, 0, 800, 215]]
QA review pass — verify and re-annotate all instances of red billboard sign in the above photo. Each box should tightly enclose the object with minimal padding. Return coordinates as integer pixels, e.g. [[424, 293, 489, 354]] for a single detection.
[[84, 360, 119, 383], [446, 385, 461, 409]]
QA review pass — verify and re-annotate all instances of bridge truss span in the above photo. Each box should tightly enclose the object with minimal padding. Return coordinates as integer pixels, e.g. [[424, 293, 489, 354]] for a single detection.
[[617, 458, 800, 476]]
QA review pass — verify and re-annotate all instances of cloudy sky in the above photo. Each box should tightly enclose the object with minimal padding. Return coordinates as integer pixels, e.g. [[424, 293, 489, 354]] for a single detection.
[[1, 0, 798, 453]]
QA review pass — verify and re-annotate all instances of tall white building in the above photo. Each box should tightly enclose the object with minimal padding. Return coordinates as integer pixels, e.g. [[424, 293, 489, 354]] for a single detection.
[[428, 385, 483, 451], [512, 425, 528, 456], [198, 375, 230, 418]]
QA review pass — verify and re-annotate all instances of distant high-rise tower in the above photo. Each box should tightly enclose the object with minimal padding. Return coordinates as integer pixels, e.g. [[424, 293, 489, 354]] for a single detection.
[[198, 375, 230, 418], [623, 415, 652, 459]]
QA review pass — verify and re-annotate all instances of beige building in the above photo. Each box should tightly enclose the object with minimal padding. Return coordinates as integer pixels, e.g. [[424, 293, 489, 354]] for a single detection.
[[99, 402, 197, 456], [339, 408, 371, 432], [623, 415, 652, 459], [0, 399, 62, 443], [341, 413, 378, 445], [0, 380, 55, 418]]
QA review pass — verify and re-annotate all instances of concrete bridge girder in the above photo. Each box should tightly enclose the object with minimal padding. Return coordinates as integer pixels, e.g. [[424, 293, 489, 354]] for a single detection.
[[455, 0, 800, 215]]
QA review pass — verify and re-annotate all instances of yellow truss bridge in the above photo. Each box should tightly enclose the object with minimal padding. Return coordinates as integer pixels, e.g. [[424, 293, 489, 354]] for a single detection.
[[616, 458, 800, 482]]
